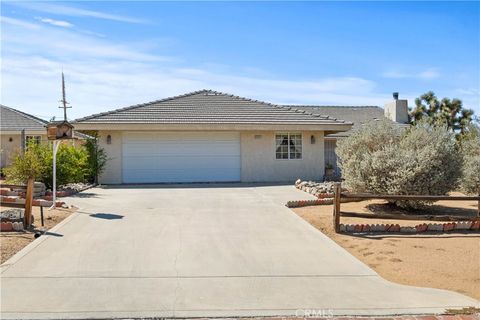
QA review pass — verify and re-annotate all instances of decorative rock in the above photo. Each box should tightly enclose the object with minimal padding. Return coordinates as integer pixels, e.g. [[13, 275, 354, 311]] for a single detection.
[[346, 224, 355, 232], [387, 224, 401, 232], [12, 222, 20, 231], [354, 224, 363, 232], [415, 223, 428, 232], [470, 221, 480, 230], [362, 224, 371, 232], [0, 222, 13, 231], [339, 224, 346, 232], [455, 221, 472, 230], [427, 223, 443, 231], [400, 226, 416, 233], [443, 222, 456, 232]]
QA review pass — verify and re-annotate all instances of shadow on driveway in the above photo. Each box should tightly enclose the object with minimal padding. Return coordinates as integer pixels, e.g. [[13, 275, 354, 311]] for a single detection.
[[89, 213, 124, 220]]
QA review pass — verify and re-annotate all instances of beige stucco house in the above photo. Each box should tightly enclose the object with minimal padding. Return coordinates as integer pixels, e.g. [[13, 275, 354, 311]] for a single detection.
[[0, 105, 90, 170], [73, 90, 354, 184], [0, 105, 49, 169]]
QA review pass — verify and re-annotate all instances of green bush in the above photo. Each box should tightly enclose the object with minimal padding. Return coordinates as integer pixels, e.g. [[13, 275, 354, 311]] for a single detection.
[[459, 125, 480, 195], [3, 143, 49, 184], [84, 137, 108, 184], [4, 142, 92, 189], [336, 119, 462, 209]]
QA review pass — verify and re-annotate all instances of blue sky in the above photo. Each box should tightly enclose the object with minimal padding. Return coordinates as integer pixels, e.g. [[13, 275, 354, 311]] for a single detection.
[[1, 1, 479, 120]]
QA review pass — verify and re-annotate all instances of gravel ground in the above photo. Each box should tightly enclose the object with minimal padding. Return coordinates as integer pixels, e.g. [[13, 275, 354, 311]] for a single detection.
[[292, 196, 480, 300], [0, 206, 76, 264]]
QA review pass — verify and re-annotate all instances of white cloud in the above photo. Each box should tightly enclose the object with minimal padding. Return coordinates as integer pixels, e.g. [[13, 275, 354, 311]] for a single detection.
[[382, 68, 440, 80], [3, 16, 477, 120], [417, 68, 441, 79], [37, 17, 74, 28], [9, 2, 149, 24], [0, 16, 39, 29]]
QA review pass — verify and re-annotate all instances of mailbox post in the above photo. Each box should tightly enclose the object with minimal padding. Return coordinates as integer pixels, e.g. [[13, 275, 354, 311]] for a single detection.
[[47, 121, 74, 209]]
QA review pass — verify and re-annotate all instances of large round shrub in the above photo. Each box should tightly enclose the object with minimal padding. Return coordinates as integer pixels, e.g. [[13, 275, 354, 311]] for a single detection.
[[460, 125, 480, 195], [336, 119, 462, 209]]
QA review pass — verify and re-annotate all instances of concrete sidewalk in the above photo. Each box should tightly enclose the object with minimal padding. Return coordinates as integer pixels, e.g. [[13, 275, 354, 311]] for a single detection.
[[1, 184, 478, 319]]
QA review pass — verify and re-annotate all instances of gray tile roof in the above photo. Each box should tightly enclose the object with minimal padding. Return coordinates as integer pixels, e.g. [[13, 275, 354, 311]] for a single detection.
[[0, 105, 47, 132], [74, 90, 351, 126], [285, 105, 408, 137]]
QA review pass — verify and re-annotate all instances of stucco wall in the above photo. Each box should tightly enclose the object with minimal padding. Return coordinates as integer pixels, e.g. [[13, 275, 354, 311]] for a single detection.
[[98, 131, 123, 184], [0, 134, 47, 168], [240, 131, 324, 182], [98, 130, 325, 184]]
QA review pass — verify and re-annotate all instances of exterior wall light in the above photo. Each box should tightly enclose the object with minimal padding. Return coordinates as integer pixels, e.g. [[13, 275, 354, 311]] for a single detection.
[[311, 135, 316, 144], [9, 137, 13, 142], [106, 135, 112, 145]]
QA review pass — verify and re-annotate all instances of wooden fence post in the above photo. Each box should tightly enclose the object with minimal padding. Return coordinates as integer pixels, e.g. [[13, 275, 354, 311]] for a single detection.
[[24, 177, 34, 228], [477, 189, 480, 217], [333, 182, 342, 233]]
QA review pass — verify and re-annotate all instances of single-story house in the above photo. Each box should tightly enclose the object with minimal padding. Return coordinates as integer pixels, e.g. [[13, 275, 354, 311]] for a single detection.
[[286, 94, 409, 175], [73, 90, 408, 184], [0, 105, 90, 169]]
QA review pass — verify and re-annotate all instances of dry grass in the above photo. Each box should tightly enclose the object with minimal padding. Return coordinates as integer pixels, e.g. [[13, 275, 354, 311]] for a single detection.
[[292, 196, 480, 300], [0, 206, 76, 264]]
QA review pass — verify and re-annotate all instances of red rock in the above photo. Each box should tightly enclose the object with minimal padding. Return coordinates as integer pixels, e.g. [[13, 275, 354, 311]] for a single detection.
[[470, 221, 480, 230], [415, 223, 428, 232], [443, 222, 455, 231], [0, 222, 13, 232]]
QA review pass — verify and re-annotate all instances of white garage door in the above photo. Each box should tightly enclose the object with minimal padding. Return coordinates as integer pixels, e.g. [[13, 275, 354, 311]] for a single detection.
[[122, 132, 241, 183]]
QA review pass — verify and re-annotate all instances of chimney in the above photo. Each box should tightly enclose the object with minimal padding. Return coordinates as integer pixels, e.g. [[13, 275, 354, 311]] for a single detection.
[[384, 92, 408, 123]]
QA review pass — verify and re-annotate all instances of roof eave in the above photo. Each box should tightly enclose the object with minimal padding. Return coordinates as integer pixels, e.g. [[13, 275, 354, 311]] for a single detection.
[[73, 122, 353, 132]]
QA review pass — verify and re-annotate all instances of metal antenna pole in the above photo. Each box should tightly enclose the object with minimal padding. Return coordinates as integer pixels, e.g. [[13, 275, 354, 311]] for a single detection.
[[59, 72, 72, 121]]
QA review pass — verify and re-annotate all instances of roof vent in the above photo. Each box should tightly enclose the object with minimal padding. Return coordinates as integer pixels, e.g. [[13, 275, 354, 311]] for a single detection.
[[204, 91, 219, 96]]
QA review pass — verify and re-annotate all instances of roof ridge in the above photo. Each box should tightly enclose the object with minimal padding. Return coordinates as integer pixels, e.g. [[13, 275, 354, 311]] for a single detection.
[[74, 89, 213, 122], [282, 104, 381, 109], [74, 90, 352, 124], [0, 104, 48, 125]]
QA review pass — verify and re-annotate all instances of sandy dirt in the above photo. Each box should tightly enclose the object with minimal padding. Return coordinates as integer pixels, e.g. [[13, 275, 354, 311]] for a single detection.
[[0, 206, 76, 264], [293, 196, 480, 300]]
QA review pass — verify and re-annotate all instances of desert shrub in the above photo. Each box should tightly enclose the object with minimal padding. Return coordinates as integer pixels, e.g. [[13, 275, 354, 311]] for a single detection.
[[84, 136, 107, 184], [336, 119, 462, 209], [4, 142, 90, 188], [3, 143, 49, 184], [53, 144, 90, 187], [459, 125, 480, 195]]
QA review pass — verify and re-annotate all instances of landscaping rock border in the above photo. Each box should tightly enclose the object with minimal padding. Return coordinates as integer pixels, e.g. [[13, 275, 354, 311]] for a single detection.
[[295, 179, 344, 198], [339, 221, 480, 234], [286, 199, 334, 208]]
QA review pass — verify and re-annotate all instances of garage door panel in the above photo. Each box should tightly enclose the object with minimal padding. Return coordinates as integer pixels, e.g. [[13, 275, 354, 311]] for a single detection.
[[122, 132, 241, 183], [123, 156, 240, 170]]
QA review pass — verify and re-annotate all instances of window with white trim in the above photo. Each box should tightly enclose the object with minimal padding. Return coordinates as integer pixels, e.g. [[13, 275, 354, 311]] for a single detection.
[[275, 133, 302, 159], [25, 135, 41, 146]]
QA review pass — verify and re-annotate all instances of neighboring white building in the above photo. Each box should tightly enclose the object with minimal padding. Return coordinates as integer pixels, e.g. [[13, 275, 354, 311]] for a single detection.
[[73, 90, 354, 184]]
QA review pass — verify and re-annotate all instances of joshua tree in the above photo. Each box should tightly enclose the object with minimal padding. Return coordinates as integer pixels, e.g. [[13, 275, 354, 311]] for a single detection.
[[410, 91, 475, 135]]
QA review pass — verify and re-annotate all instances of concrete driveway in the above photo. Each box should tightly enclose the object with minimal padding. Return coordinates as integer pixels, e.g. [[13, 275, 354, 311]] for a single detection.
[[1, 184, 478, 319]]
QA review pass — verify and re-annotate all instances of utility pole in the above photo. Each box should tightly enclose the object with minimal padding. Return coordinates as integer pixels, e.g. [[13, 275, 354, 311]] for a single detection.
[[51, 72, 72, 209], [59, 72, 71, 122]]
